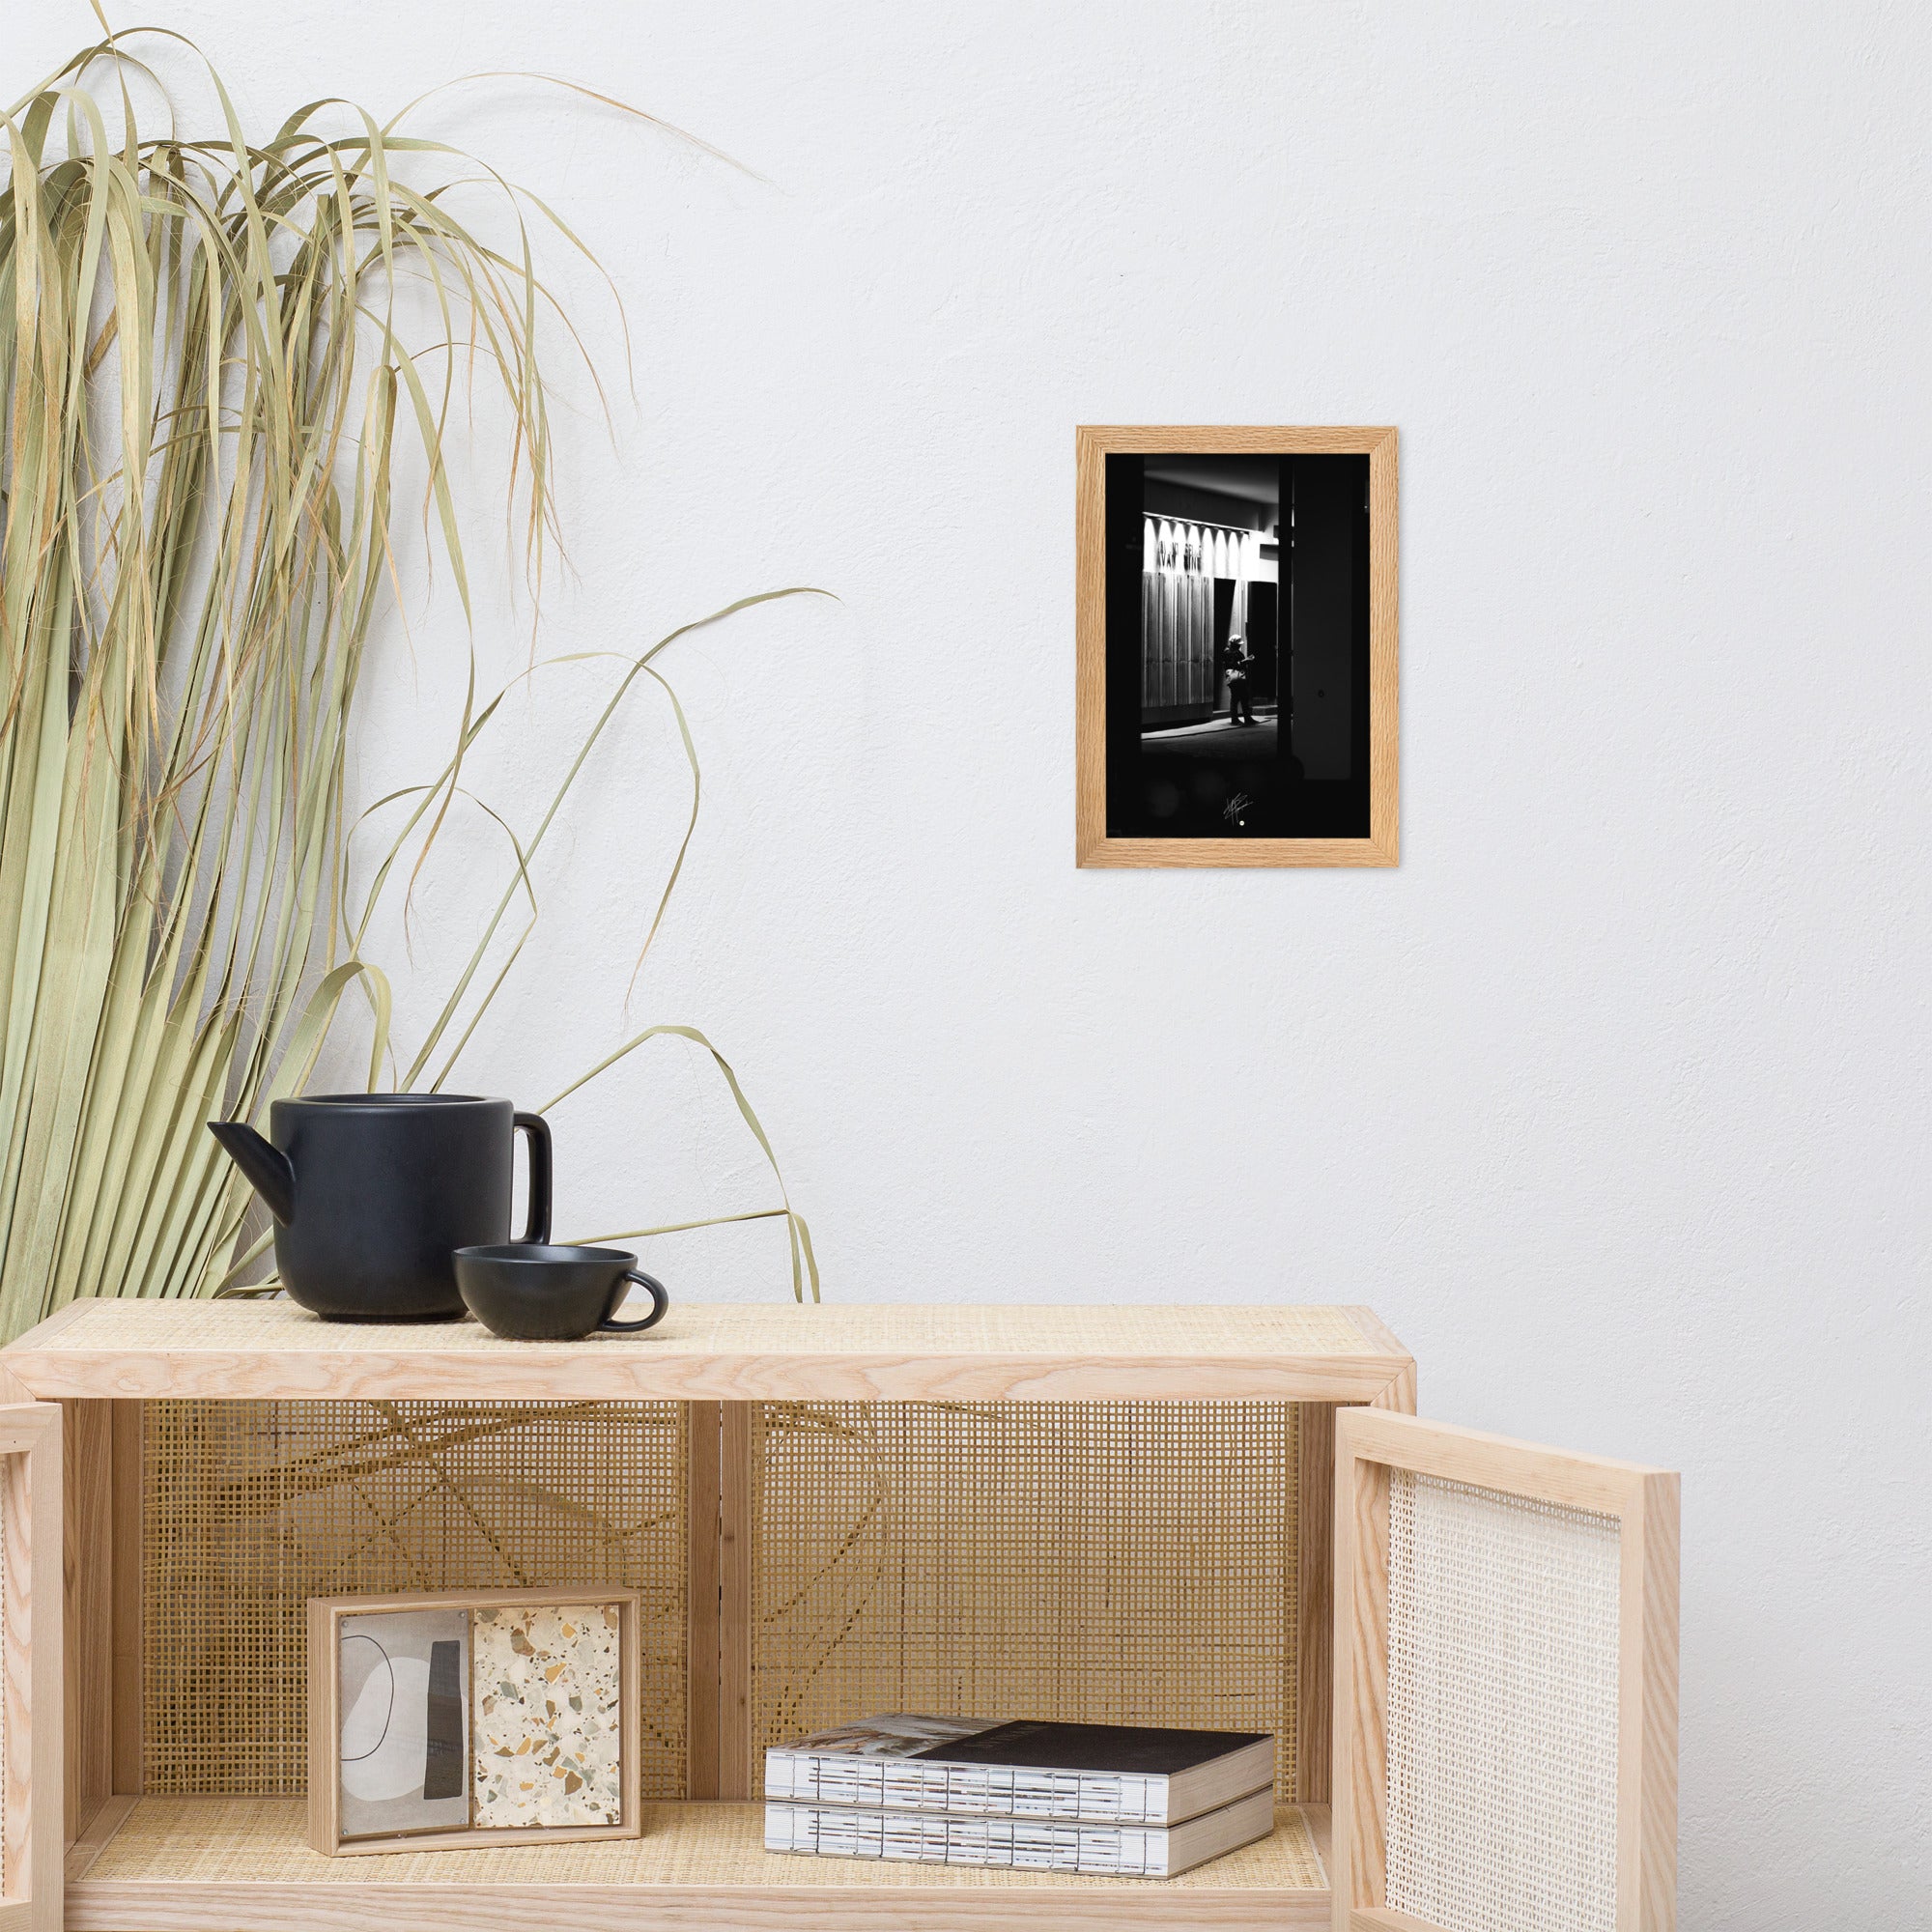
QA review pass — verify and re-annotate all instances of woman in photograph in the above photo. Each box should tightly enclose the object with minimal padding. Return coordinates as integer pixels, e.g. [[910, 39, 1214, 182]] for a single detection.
[[1222, 635, 1256, 725]]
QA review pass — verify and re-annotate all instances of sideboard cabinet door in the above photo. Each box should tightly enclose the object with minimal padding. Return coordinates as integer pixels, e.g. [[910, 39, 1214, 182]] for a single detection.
[[0, 1405, 60, 1932], [1332, 1408, 1678, 1932]]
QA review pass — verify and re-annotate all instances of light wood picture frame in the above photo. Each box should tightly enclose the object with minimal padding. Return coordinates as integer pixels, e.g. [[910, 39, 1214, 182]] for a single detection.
[[1332, 1408, 1678, 1932], [307, 1585, 643, 1856], [1076, 425, 1398, 867]]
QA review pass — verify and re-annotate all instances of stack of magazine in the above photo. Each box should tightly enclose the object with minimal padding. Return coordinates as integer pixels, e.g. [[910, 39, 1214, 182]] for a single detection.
[[763, 1714, 1276, 1878]]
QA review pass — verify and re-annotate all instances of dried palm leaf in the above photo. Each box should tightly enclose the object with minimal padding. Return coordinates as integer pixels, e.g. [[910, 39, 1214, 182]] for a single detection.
[[0, 27, 817, 1337]]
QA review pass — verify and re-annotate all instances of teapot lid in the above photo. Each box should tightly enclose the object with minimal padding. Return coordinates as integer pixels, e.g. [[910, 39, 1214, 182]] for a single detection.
[[281, 1092, 508, 1108]]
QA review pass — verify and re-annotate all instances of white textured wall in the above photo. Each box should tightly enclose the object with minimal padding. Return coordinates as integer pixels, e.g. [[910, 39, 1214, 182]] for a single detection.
[[17, 4, 1929, 1922]]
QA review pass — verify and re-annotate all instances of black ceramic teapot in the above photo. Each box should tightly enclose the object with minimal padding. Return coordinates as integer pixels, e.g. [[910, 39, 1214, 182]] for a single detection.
[[209, 1094, 551, 1321]]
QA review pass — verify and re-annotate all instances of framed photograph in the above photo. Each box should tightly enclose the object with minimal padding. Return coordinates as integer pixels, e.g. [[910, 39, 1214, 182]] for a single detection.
[[1075, 426, 1398, 867], [307, 1586, 642, 1855]]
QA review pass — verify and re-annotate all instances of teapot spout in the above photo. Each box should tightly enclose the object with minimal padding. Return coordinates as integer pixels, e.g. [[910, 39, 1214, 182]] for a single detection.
[[207, 1120, 296, 1224]]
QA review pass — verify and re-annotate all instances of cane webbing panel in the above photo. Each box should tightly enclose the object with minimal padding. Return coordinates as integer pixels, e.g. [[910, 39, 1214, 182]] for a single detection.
[[1385, 1470, 1621, 1932], [81, 1796, 1327, 1889], [752, 1402, 1300, 1799], [142, 1402, 686, 1797]]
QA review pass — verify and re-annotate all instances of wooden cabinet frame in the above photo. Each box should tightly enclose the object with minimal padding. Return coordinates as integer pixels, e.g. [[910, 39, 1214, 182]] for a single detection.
[[0, 1300, 1675, 1932], [685, 1400, 756, 1800], [1332, 1409, 1679, 1932], [0, 1402, 62, 1932]]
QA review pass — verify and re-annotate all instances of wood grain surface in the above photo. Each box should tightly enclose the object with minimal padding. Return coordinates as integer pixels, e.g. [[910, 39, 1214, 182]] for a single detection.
[[3, 1301, 1412, 1406], [66, 1798, 1334, 1931]]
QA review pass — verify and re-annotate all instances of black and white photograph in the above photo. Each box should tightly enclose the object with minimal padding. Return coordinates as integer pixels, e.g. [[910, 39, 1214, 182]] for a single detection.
[[1077, 428, 1397, 866]]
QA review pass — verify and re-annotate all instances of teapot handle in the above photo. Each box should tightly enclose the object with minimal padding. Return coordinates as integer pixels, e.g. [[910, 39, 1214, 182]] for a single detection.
[[513, 1112, 553, 1244]]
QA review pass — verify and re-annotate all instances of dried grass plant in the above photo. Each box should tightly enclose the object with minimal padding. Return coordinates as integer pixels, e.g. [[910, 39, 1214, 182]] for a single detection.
[[0, 22, 817, 1339]]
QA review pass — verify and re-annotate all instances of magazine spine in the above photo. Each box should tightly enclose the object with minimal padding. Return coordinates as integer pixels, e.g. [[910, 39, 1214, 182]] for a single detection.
[[764, 1751, 1174, 1823], [763, 1801, 1178, 1876]]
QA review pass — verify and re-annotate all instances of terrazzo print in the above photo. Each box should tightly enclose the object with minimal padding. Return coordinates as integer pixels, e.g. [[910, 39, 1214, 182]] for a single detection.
[[471, 1603, 624, 1828]]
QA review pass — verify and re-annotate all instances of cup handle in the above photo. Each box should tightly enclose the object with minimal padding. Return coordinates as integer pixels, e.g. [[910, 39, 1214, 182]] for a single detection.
[[513, 1112, 553, 1245], [600, 1270, 669, 1334]]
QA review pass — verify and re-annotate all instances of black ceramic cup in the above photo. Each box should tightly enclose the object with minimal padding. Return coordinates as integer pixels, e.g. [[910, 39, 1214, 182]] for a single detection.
[[452, 1243, 669, 1342]]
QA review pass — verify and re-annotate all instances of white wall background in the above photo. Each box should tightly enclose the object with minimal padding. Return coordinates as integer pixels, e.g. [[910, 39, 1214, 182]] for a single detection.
[[15, 3, 1928, 1922]]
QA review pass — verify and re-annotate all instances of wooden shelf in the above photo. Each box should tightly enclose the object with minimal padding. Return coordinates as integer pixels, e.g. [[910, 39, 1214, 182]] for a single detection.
[[66, 1797, 1333, 1930], [31, 1304, 1406, 1931], [2, 1298, 1412, 1404]]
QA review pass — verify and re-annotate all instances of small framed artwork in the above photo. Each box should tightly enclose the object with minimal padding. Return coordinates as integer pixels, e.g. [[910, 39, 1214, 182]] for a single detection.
[[1075, 426, 1399, 867], [307, 1586, 641, 1855]]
